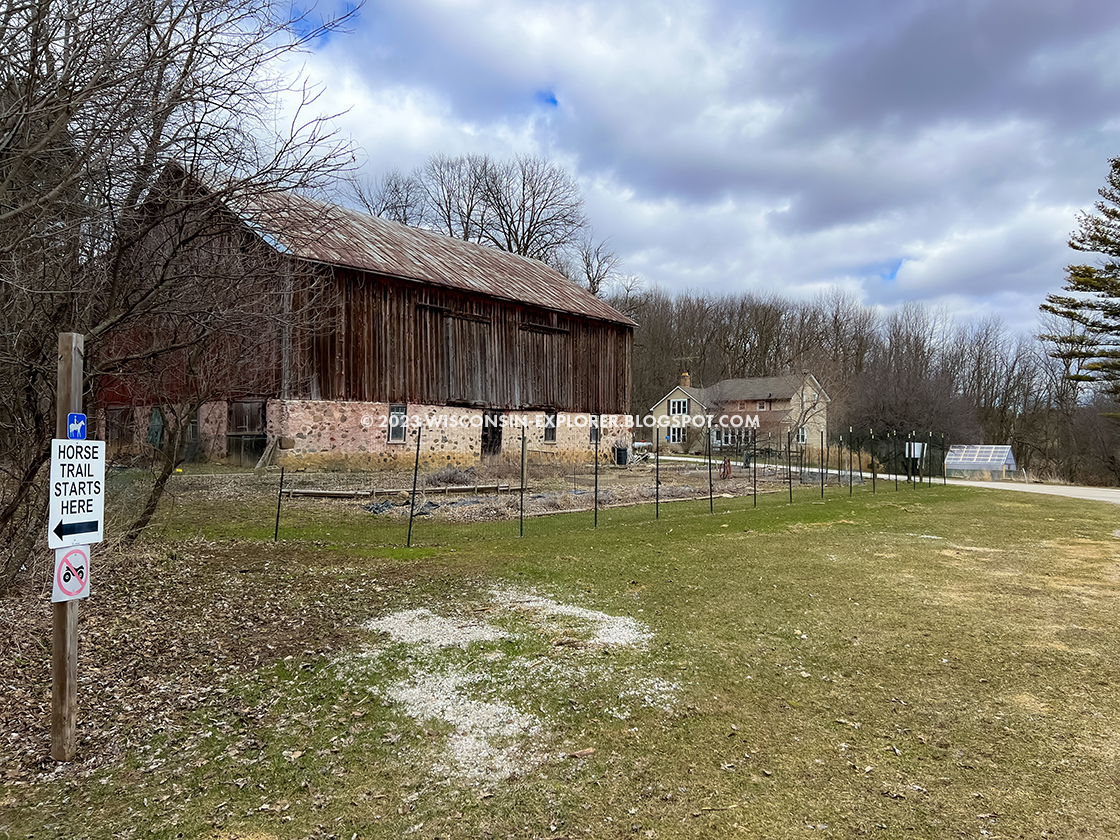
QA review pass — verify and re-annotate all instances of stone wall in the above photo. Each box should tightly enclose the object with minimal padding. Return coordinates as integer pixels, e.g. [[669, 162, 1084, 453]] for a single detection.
[[497, 410, 632, 466], [269, 400, 476, 469], [197, 401, 227, 460], [95, 399, 634, 469], [269, 400, 632, 469]]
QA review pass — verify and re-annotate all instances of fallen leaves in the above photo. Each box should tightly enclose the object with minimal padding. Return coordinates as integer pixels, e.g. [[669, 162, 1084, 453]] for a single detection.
[[0, 538, 377, 788]]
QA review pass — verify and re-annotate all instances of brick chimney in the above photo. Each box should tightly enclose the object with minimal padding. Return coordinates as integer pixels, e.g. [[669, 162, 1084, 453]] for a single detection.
[[680, 372, 691, 388]]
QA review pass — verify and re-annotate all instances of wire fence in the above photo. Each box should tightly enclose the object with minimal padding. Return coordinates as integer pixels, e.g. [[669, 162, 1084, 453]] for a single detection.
[[115, 429, 952, 547]]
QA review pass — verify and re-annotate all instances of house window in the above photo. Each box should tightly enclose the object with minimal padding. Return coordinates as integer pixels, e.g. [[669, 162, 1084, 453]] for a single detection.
[[544, 411, 557, 443], [796, 426, 808, 446], [667, 426, 685, 444], [388, 404, 407, 442], [669, 398, 689, 415], [757, 401, 767, 411]]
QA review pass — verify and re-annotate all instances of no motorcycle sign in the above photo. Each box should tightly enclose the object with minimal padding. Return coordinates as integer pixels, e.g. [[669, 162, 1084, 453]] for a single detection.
[[52, 545, 91, 603]]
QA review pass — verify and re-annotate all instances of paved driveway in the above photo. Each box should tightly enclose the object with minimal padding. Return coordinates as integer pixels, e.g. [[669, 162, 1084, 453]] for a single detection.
[[943, 478, 1120, 506]]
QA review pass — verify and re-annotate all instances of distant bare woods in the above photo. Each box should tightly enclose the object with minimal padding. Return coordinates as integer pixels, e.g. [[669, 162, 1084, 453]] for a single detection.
[[610, 286, 1120, 486], [360, 152, 1120, 487]]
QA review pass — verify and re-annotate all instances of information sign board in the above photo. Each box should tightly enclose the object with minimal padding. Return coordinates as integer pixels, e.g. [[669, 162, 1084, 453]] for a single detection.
[[906, 442, 927, 459], [48, 439, 105, 549]]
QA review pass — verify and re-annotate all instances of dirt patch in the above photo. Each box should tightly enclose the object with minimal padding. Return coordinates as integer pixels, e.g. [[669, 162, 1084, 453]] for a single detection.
[[161, 462, 798, 525], [1009, 692, 1050, 716], [1039, 538, 1116, 561]]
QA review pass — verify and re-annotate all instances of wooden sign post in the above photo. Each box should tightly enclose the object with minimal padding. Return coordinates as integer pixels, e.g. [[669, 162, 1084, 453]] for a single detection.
[[52, 333, 83, 761]]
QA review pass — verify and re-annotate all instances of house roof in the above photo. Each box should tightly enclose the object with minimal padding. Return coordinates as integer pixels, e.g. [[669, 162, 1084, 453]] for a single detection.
[[232, 190, 636, 327], [649, 384, 710, 412], [702, 374, 824, 403], [678, 385, 707, 404], [648, 374, 830, 414]]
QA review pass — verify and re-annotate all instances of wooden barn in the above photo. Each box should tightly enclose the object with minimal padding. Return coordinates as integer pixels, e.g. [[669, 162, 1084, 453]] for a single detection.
[[100, 181, 636, 468]]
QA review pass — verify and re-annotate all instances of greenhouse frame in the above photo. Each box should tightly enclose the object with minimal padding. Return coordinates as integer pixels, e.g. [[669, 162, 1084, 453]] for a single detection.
[[944, 445, 1018, 480]]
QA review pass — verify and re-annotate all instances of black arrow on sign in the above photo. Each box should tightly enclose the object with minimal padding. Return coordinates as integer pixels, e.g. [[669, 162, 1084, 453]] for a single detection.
[[53, 520, 97, 540]]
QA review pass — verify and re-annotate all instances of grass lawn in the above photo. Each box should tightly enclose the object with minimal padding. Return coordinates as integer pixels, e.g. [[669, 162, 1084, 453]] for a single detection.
[[2, 482, 1119, 839]]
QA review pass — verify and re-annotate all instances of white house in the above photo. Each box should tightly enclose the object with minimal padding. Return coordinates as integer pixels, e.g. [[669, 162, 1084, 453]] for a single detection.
[[646, 372, 830, 453]]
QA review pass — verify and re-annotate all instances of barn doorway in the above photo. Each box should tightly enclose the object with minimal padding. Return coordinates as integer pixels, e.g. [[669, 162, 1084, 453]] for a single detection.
[[480, 410, 503, 458], [227, 400, 267, 467]]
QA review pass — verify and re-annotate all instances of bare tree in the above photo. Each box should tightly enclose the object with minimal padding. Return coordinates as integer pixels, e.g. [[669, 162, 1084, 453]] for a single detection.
[[573, 234, 620, 296], [603, 272, 645, 318], [362, 153, 591, 267], [479, 154, 588, 263], [1032, 312, 1099, 479], [845, 303, 980, 444], [0, 0, 356, 591], [711, 292, 789, 380], [350, 168, 427, 226], [417, 153, 492, 243]]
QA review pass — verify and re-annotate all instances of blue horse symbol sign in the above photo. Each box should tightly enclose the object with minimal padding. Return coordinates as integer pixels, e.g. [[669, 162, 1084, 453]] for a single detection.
[[67, 413, 87, 440]]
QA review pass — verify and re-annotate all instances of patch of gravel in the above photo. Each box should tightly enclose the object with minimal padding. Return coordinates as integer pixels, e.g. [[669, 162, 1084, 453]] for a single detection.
[[364, 608, 508, 647], [387, 669, 541, 781], [348, 585, 675, 783], [489, 586, 651, 647]]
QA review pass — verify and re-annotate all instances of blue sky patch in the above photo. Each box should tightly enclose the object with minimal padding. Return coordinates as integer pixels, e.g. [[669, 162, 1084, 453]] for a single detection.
[[862, 257, 905, 283], [535, 90, 559, 108], [290, 2, 359, 47]]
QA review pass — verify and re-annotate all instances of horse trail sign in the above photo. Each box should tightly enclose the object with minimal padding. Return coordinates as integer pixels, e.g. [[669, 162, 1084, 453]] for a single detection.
[[48, 439, 105, 550], [67, 413, 87, 440]]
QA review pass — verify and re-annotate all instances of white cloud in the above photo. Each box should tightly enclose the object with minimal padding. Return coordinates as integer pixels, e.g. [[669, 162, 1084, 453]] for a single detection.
[[268, 0, 1120, 333]]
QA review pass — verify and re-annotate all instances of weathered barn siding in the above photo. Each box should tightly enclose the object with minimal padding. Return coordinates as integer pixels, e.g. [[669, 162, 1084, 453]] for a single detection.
[[295, 269, 632, 415], [98, 174, 635, 469]]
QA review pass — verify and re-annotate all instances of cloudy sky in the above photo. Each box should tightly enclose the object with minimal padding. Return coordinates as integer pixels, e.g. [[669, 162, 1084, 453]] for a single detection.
[[285, 0, 1120, 332]]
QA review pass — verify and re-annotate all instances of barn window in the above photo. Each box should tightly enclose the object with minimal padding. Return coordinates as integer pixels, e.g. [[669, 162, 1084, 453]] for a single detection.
[[388, 404, 407, 442], [543, 411, 557, 443], [590, 415, 600, 444], [757, 401, 767, 411]]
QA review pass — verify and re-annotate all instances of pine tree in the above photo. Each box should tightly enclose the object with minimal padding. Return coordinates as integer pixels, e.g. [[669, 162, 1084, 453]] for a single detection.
[[1041, 156, 1120, 395]]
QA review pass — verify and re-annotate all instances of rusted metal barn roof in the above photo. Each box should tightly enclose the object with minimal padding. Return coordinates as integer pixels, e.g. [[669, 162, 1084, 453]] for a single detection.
[[234, 190, 636, 327]]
